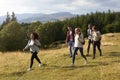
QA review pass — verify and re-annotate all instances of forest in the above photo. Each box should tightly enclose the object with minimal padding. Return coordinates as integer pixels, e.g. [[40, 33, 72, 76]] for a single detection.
[[0, 10, 120, 51]]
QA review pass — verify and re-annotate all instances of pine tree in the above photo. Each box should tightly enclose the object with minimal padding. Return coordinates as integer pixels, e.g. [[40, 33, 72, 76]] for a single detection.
[[1, 12, 10, 30], [11, 12, 17, 21], [6, 12, 11, 24]]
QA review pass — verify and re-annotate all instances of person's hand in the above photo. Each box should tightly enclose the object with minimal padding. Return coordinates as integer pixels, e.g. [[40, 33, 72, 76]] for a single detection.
[[66, 42, 68, 47]]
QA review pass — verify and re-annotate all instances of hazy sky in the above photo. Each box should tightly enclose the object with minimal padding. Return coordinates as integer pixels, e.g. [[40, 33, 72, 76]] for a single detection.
[[0, 0, 120, 16]]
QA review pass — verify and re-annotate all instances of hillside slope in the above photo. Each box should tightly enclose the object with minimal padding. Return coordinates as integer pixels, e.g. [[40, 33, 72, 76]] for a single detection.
[[0, 33, 120, 80]]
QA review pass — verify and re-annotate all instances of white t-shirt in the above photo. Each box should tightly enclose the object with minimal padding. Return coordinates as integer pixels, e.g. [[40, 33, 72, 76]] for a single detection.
[[87, 29, 92, 40], [74, 33, 84, 48], [69, 31, 73, 41], [92, 31, 101, 41]]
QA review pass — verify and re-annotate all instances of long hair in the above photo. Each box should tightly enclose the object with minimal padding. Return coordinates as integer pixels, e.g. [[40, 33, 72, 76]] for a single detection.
[[32, 32, 39, 40], [93, 26, 98, 31], [75, 28, 81, 34]]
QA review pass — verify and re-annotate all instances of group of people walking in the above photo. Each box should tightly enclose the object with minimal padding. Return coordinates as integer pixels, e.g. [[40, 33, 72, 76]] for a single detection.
[[86, 24, 102, 58], [66, 24, 102, 66], [23, 24, 102, 71]]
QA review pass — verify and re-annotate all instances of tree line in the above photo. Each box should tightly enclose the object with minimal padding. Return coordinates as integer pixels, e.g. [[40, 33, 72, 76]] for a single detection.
[[0, 10, 120, 51]]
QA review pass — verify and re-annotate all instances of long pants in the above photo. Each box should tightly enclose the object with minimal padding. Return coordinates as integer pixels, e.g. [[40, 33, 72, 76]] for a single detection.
[[93, 41, 102, 59], [87, 39, 93, 54], [68, 41, 74, 57], [30, 51, 41, 68], [72, 47, 87, 64]]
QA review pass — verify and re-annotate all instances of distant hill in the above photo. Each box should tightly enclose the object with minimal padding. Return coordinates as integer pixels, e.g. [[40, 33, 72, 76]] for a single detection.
[[0, 12, 75, 24]]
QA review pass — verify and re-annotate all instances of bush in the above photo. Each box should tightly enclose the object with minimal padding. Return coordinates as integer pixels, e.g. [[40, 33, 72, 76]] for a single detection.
[[0, 21, 26, 51]]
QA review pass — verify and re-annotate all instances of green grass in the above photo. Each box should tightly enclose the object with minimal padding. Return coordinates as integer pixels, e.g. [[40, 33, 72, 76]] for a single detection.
[[0, 33, 120, 80]]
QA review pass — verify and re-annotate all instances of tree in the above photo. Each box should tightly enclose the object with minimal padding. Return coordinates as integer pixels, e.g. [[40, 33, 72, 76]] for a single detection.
[[26, 21, 42, 36], [1, 12, 17, 29], [11, 12, 17, 21], [0, 10, 120, 50], [0, 21, 26, 51], [6, 12, 11, 24], [0, 21, 6, 30]]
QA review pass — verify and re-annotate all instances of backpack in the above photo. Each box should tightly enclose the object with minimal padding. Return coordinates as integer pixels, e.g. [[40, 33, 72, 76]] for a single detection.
[[79, 33, 85, 45], [82, 38, 85, 45], [92, 31, 101, 41]]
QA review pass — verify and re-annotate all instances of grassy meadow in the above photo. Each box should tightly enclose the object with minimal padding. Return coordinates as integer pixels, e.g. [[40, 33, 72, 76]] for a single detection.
[[0, 33, 120, 80]]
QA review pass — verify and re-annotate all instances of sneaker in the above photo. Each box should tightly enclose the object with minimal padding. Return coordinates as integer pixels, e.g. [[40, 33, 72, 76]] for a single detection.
[[27, 68, 31, 71], [84, 60, 88, 65], [70, 64, 74, 67], [39, 63, 43, 67]]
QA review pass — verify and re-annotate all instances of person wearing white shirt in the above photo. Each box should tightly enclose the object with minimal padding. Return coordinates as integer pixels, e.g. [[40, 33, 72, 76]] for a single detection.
[[23, 33, 42, 71], [71, 28, 87, 66], [86, 24, 93, 56], [92, 26, 102, 59]]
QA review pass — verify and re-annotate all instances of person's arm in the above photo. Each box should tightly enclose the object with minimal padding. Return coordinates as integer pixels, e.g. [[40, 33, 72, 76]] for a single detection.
[[98, 31, 102, 41], [78, 33, 84, 43], [91, 31, 94, 41], [87, 29, 89, 36], [35, 40, 41, 47], [23, 40, 30, 51], [81, 33, 84, 43], [90, 29, 92, 36]]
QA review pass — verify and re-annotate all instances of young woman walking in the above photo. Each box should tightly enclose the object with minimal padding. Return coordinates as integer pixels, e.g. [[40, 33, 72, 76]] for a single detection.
[[71, 28, 88, 66], [23, 33, 42, 71], [92, 26, 102, 59]]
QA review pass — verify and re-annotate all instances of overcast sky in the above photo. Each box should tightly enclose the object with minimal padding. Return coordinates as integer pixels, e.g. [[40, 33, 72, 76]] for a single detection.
[[0, 0, 120, 16]]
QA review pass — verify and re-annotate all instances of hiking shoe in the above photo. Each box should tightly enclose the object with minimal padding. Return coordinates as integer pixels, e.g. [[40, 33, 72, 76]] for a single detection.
[[39, 63, 43, 67], [84, 60, 88, 65], [70, 64, 74, 67], [27, 68, 32, 71]]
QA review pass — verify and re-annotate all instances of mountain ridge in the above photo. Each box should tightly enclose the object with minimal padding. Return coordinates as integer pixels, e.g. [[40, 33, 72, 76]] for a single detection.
[[0, 12, 75, 24]]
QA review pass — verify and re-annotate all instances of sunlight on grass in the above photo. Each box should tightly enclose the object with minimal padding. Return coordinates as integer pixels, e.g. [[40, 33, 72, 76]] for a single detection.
[[0, 33, 120, 80]]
